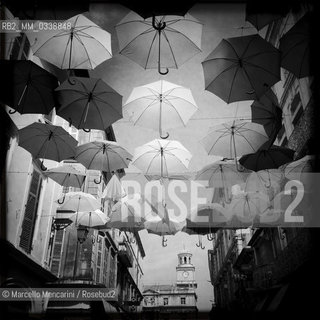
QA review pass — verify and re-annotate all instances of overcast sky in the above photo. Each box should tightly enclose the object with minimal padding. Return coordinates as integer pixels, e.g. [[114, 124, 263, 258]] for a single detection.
[[88, 2, 266, 312]]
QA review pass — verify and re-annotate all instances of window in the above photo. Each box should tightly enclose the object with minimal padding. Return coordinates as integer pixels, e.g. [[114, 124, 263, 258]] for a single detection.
[[290, 92, 301, 114], [181, 297, 186, 305], [19, 170, 42, 253], [163, 297, 168, 305], [50, 228, 65, 276]]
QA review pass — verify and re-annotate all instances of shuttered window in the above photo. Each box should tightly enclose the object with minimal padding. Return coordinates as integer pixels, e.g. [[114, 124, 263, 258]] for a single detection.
[[50, 229, 65, 276], [19, 170, 42, 253]]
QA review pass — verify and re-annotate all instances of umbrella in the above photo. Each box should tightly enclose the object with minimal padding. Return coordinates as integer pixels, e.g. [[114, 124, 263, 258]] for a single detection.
[[70, 209, 109, 228], [202, 34, 281, 103], [115, 12, 202, 74], [44, 163, 86, 188], [100, 174, 126, 201], [227, 191, 270, 226], [109, 193, 156, 231], [184, 203, 228, 236], [250, 89, 282, 139], [18, 122, 78, 170], [239, 146, 295, 171], [0, 60, 58, 115], [55, 77, 123, 131], [279, 13, 312, 78], [201, 120, 269, 160], [56, 191, 101, 211], [117, 1, 196, 19], [132, 139, 192, 178], [245, 169, 283, 199], [30, 14, 112, 70], [123, 80, 198, 138], [195, 159, 247, 189], [75, 140, 132, 180]]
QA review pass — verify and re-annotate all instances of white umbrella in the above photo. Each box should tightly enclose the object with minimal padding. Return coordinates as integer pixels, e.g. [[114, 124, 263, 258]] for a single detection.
[[132, 139, 192, 178], [70, 209, 109, 228], [56, 191, 101, 211], [123, 80, 198, 138], [100, 174, 126, 201], [280, 155, 315, 181], [75, 140, 132, 175], [29, 14, 112, 70]]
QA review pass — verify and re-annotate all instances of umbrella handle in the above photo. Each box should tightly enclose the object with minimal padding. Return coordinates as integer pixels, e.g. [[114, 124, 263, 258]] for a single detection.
[[158, 67, 169, 75], [40, 160, 47, 171], [9, 109, 17, 114], [160, 132, 169, 139], [207, 233, 214, 241], [152, 15, 166, 31], [162, 236, 168, 247], [94, 175, 102, 184], [196, 236, 205, 249], [83, 128, 91, 133], [57, 194, 66, 205], [67, 77, 76, 85]]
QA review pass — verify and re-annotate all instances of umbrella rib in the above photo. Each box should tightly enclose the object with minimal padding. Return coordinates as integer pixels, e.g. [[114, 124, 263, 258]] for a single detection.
[[93, 94, 122, 115], [161, 99, 192, 126], [161, 30, 179, 69], [227, 65, 240, 103], [72, 34, 93, 69], [144, 32, 158, 69], [131, 100, 160, 125], [244, 60, 281, 80], [206, 131, 232, 155]]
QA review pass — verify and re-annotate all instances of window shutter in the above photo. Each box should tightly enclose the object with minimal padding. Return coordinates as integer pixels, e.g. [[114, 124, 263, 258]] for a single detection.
[[19, 170, 42, 253], [50, 229, 65, 276]]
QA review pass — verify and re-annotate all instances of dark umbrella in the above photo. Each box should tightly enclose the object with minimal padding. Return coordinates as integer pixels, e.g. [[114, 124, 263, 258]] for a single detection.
[[0, 60, 58, 115], [279, 13, 313, 78], [202, 34, 281, 103], [55, 77, 123, 131], [250, 89, 282, 138], [239, 146, 295, 171]]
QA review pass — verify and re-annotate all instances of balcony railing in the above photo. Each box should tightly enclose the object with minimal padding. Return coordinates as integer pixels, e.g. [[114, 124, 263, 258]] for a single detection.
[[118, 241, 134, 268]]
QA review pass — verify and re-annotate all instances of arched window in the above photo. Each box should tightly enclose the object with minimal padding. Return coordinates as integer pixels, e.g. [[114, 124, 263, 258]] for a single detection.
[[184, 257, 187, 264], [188, 257, 191, 264]]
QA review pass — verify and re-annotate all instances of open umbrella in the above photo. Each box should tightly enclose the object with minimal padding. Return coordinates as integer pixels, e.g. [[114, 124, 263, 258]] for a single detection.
[[123, 80, 198, 139], [227, 191, 270, 226], [30, 14, 112, 70], [18, 122, 78, 170], [0, 60, 58, 115], [44, 162, 86, 188], [75, 140, 132, 181], [239, 146, 295, 171], [250, 89, 282, 139], [279, 13, 312, 78], [55, 77, 123, 131], [201, 120, 269, 160], [132, 139, 192, 178], [70, 209, 109, 228], [56, 191, 101, 211], [202, 34, 281, 103], [100, 174, 126, 201], [115, 12, 202, 74]]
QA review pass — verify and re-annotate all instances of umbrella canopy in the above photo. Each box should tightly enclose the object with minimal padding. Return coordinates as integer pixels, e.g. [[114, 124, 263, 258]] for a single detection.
[[100, 174, 126, 201], [55, 77, 123, 131], [117, 1, 196, 19], [70, 209, 109, 228], [279, 13, 312, 78], [75, 140, 132, 172], [239, 146, 295, 171], [245, 169, 283, 199], [202, 34, 281, 103], [30, 14, 112, 69], [44, 163, 86, 188], [132, 139, 192, 178], [250, 89, 282, 138], [115, 12, 202, 74], [185, 203, 228, 234], [109, 193, 156, 230], [123, 80, 198, 138], [201, 120, 269, 159], [228, 191, 270, 225], [0, 60, 58, 115], [18, 122, 77, 168], [56, 191, 101, 212], [195, 159, 247, 189]]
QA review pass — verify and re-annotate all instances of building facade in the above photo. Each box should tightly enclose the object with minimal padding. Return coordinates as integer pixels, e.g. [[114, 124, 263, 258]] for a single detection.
[[142, 250, 198, 320]]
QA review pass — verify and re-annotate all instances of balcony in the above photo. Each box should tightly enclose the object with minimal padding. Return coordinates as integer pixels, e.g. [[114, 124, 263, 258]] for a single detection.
[[118, 241, 134, 268]]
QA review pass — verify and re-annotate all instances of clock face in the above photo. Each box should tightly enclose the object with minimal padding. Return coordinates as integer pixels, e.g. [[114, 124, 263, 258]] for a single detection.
[[183, 271, 189, 278]]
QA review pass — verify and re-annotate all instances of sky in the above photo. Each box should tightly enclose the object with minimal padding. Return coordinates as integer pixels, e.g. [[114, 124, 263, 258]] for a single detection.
[[86, 2, 268, 312]]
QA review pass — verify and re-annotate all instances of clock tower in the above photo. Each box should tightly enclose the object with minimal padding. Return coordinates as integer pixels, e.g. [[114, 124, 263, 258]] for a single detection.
[[176, 250, 197, 288]]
